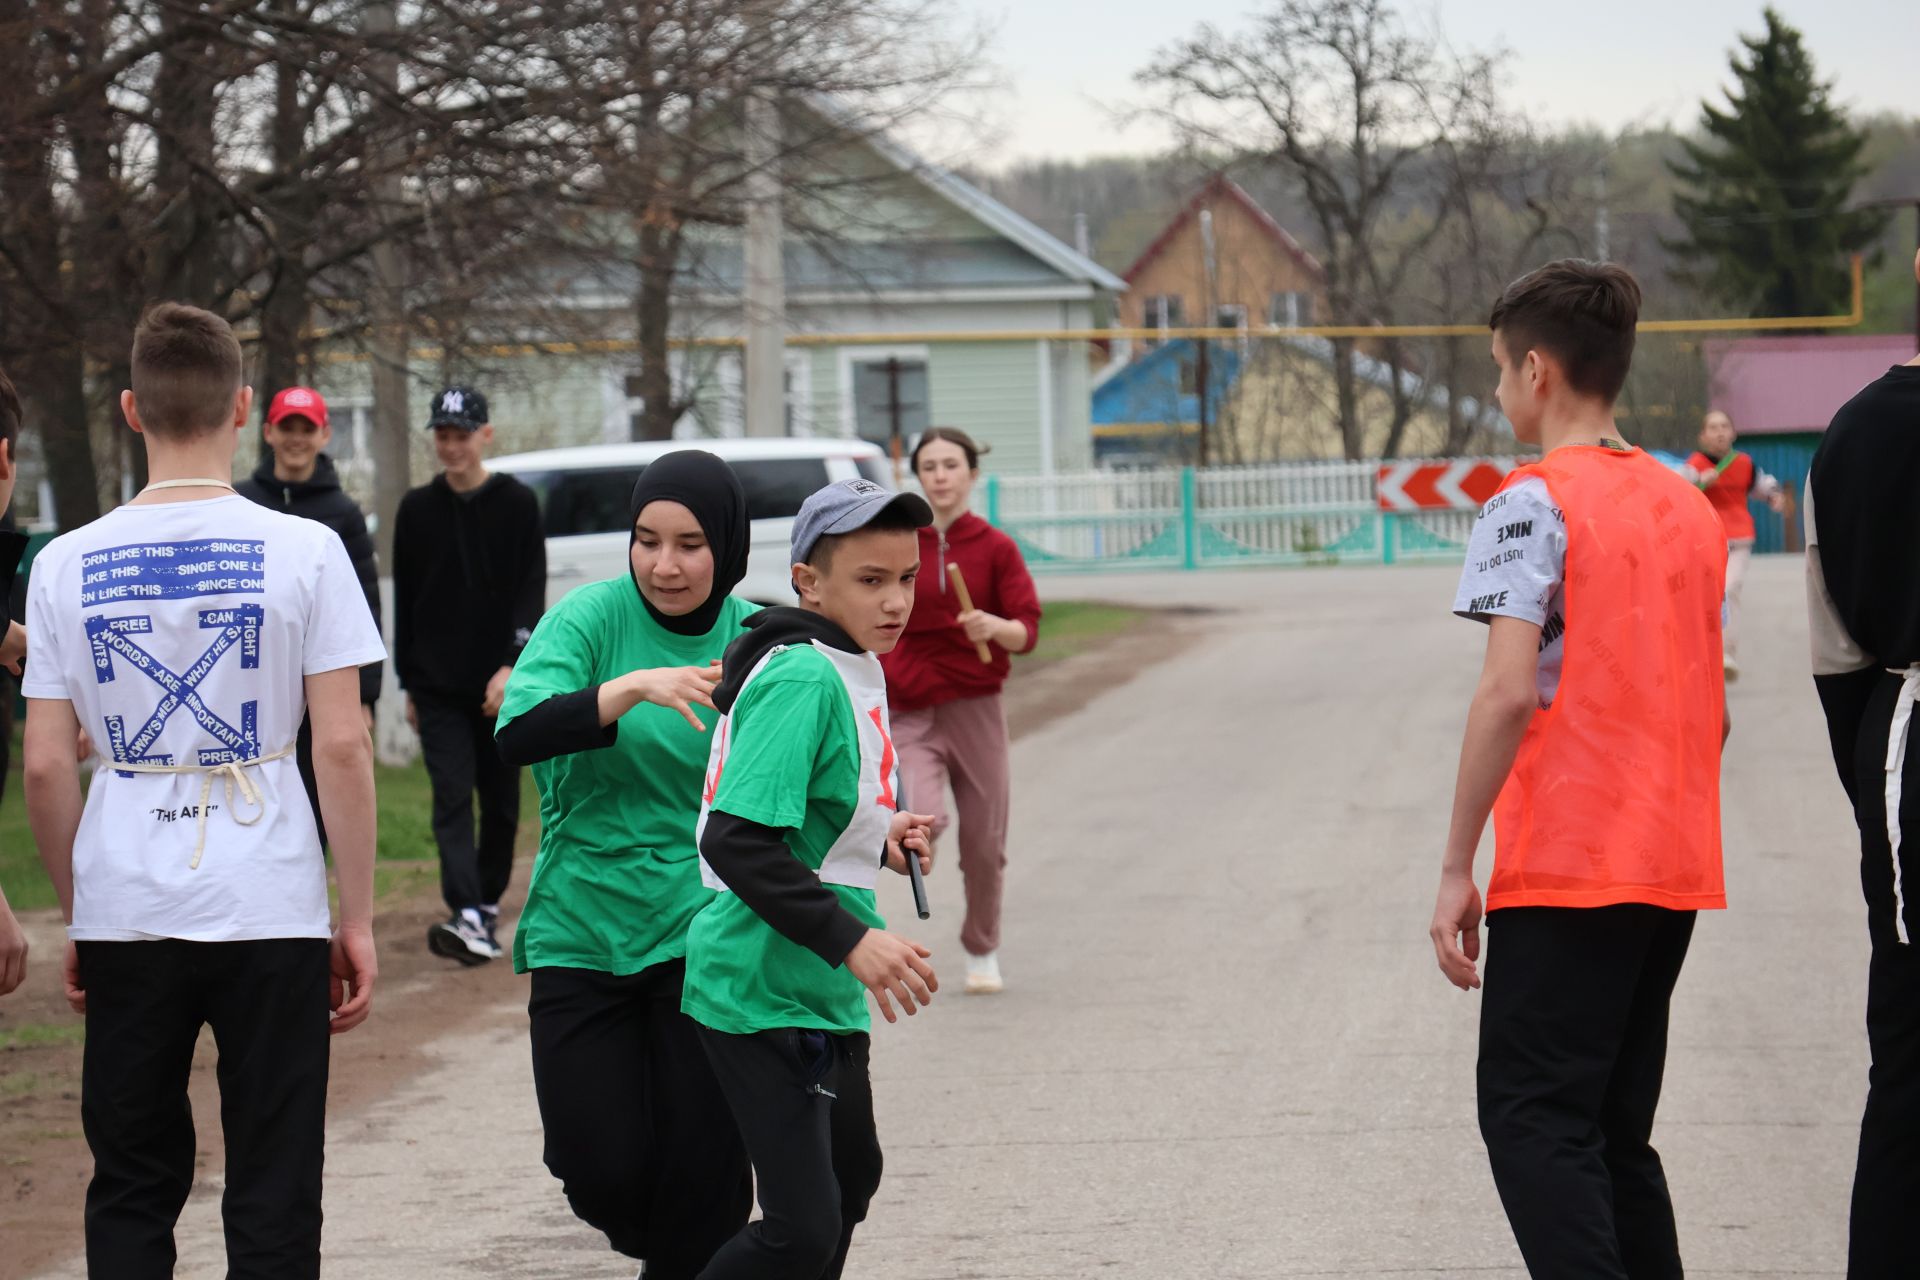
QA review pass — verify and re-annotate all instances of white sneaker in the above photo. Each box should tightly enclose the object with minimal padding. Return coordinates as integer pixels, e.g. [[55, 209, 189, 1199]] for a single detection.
[[427, 909, 498, 966], [964, 951, 1004, 995]]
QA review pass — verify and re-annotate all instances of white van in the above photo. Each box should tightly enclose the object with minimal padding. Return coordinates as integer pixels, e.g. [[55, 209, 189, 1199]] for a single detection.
[[491, 438, 898, 607]]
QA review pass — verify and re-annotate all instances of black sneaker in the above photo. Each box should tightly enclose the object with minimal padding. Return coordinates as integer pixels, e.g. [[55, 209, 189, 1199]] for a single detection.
[[427, 912, 496, 966], [479, 907, 503, 957]]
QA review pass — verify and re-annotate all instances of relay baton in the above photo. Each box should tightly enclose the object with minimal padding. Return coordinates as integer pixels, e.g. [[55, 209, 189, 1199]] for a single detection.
[[908, 846, 930, 920], [897, 781, 932, 920], [947, 564, 993, 664]]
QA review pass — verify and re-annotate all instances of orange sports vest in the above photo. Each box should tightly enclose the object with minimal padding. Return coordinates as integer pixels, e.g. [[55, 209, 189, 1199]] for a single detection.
[[1687, 449, 1758, 541], [1489, 446, 1729, 913]]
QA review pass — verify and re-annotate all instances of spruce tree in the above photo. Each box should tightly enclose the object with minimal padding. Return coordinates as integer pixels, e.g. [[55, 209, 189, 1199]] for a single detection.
[[1666, 7, 1887, 317]]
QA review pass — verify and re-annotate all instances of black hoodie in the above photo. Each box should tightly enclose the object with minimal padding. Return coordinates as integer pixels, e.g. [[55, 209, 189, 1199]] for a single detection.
[[236, 453, 383, 705], [698, 606, 881, 969], [392, 471, 546, 698], [1808, 364, 1920, 803]]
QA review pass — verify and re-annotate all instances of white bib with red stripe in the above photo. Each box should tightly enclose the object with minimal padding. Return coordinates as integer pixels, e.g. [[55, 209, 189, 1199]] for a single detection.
[[696, 640, 897, 893]]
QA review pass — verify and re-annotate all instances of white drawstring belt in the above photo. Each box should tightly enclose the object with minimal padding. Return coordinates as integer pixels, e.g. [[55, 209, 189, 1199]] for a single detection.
[[106, 746, 296, 870], [1882, 665, 1917, 946]]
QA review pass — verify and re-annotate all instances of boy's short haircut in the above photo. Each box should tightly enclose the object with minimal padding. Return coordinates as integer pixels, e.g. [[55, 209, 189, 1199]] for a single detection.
[[0, 365, 20, 452], [808, 503, 924, 573], [131, 302, 245, 440], [1488, 260, 1642, 402]]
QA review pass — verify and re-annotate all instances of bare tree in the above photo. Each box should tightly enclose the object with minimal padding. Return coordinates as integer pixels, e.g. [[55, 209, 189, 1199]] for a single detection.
[[517, 0, 983, 441], [1136, 0, 1512, 459], [0, 0, 981, 532]]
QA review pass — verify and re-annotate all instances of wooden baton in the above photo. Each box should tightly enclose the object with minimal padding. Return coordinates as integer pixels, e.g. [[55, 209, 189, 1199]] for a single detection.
[[947, 564, 993, 664]]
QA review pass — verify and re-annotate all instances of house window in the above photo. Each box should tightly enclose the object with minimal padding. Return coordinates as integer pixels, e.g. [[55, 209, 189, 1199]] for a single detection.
[[623, 373, 648, 437], [1269, 291, 1315, 327], [320, 398, 371, 466], [1215, 304, 1248, 332], [851, 356, 929, 451], [1144, 295, 1186, 331]]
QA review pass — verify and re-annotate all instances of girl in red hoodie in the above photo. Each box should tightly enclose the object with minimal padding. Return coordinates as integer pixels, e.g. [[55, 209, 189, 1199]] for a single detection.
[[880, 429, 1042, 994]]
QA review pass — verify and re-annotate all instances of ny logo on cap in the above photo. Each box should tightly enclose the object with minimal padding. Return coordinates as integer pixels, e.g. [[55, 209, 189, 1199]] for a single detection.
[[847, 479, 883, 497], [286, 390, 313, 406], [440, 390, 465, 415]]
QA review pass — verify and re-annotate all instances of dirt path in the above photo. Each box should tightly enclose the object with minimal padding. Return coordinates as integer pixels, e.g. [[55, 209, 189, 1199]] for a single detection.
[[1, 605, 1190, 1280]]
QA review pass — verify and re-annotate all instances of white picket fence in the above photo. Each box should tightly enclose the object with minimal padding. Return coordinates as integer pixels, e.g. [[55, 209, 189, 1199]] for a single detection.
[[980, 460, 1481, 571]]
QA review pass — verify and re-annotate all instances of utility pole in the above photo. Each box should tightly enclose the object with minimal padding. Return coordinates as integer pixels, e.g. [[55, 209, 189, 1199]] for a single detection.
[[364, 0, 410, 567], [1595, 166, 1611, 262], [1912, 200, 1920, 352], [883, 357, 906, 485], [1856, 196, 1920, 350], [876, 358, 923, 488], [742, 90, 787, 437], [1196, 206, 1218, 469]]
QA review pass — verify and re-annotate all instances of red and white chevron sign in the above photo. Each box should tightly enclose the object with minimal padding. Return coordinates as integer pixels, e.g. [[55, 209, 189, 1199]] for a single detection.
[[1376, 459, 1514, 511]]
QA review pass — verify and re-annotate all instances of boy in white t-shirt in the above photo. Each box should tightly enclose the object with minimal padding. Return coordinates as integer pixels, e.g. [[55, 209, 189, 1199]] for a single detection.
[[21, 303, 385, 1278]]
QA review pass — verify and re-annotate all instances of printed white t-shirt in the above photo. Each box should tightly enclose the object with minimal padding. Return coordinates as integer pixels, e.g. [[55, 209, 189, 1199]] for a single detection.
[[1453, 477, 1568, 706], [22, 495, 386, 942], [1453, 471, 1726, 708]]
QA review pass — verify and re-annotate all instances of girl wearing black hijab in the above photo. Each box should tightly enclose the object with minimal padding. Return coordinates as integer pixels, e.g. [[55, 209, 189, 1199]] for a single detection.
[[495, 450, 755, 1278]]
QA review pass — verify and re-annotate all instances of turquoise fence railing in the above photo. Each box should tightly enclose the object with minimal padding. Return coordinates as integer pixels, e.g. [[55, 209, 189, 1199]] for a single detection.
[[980, 463, 1480, 572]]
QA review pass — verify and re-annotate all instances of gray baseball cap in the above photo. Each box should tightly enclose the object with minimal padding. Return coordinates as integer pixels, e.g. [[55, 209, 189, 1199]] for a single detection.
[[790, 478, 933, 565]]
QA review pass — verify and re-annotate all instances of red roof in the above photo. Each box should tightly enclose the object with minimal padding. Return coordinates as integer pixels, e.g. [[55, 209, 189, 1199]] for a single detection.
[[1703, 334, 1919, 434], [1123, 174, 1324, 284]]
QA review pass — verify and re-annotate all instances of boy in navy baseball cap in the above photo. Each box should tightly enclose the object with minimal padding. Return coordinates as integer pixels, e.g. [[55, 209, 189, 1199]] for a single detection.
[[394, 384, 546, 965]]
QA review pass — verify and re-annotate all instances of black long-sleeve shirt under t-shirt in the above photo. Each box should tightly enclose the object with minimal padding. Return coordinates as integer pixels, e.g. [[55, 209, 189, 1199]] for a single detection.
[[392, 472, 545, 698], [495, 680, 877, 967]]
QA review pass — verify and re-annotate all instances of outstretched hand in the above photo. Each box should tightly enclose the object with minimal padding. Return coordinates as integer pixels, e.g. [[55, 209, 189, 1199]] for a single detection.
[[628, 661, 723, 731]]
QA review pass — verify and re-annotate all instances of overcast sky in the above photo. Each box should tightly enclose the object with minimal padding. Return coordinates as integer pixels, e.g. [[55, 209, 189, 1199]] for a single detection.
[[950, 0, 1910, 169]]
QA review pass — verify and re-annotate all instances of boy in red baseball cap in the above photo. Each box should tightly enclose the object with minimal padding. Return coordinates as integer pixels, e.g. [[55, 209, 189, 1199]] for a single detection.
[[238, 386, 384, 841]]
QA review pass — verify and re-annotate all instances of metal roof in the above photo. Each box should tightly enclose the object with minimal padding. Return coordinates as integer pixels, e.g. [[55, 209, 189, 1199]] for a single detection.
[[1124, 175, 1324, 284], [492, 437, 885, 472], [1704, 334, 1919, 434], [803, 94, 1127, 294]]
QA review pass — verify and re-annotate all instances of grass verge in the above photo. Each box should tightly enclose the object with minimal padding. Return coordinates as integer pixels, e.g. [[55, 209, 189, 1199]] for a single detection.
[[1025, 601, 1151, 663], [0, 743, 536, 915]]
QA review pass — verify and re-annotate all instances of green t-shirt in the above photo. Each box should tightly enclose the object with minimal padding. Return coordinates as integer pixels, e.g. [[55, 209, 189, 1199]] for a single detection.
[[498, 579, 757, 975], [682, 643, 888, 1035]]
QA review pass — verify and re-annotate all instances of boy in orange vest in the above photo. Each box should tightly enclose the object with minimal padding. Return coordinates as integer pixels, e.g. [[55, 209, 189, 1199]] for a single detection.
[[1430, 260, 1729, 1279], [1686, 409, 1786, 680]]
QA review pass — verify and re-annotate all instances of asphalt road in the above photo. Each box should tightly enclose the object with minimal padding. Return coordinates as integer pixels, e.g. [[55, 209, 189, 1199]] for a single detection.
[[36, 555, 1868, 1278]]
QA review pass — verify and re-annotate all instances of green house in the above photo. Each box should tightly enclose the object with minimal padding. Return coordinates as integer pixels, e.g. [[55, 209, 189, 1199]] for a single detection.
[[307, 122, 1125, 488]]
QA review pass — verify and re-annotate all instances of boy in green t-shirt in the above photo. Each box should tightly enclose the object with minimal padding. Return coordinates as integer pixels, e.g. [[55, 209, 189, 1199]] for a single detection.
[[684, 477, 939, 1280]]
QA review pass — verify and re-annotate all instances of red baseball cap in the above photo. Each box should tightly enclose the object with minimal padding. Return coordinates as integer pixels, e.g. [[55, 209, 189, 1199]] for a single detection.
[[267, 386, 329, 429]]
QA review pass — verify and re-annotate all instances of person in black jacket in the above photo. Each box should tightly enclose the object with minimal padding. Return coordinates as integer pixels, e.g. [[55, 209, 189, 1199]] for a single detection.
[[394, 386, 545, 965], [237, 386, 383, 847], [1806, 247, 1920, 1279], [0, 364, 29, 996]]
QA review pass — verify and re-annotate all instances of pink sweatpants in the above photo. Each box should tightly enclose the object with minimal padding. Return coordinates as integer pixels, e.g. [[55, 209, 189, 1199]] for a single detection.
[[892, 694, 1010, 957]]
